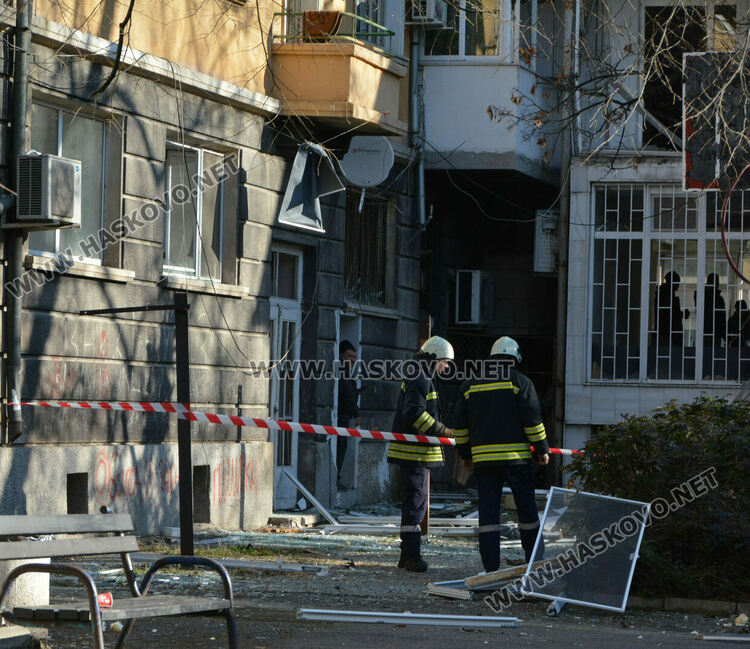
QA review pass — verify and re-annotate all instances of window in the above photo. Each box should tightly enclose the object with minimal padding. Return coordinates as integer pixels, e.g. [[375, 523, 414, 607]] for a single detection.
[[28, 103, 108, 262], [424, 0, 536, 62], [345, 191, 393, 306], [643, 3, 736, 148], [356, 0, 385, 48], [271, 249, 300, 301], [164, 143, 225, 280], [590, 184, 750, 384]]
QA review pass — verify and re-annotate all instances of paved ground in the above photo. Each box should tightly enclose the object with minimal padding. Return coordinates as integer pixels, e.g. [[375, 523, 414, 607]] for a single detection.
[[9, 529, 748, 648]]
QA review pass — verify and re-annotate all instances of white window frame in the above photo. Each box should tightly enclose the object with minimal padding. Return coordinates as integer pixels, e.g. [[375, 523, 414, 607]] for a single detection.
[[28, 101, 107, 265], [588, 182, 750, 385], [163, 141, 225, 281], [422, 0, 536, 65]]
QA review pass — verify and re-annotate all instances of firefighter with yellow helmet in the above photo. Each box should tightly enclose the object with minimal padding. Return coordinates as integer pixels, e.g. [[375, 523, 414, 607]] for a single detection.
[[387, 335, 454, 572], [452, 336, 549, 572]]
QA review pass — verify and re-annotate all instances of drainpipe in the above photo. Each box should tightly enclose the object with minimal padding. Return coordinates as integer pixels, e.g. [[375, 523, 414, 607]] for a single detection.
[[409, 26, 426, 227], [553, 0, 573, 482], [3, 0, 33, 444]]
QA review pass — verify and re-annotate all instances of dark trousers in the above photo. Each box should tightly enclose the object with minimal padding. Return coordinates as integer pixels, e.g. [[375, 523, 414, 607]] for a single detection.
[[399, 465, 429, 558], [336, 436, 348, 480], [336, 416, 351, 480], [475, 462, 543, 572]]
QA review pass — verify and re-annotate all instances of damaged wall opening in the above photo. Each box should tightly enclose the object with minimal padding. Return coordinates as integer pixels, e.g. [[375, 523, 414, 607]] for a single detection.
[[194, 465, 211, 523], [66, 473, 88, 514]]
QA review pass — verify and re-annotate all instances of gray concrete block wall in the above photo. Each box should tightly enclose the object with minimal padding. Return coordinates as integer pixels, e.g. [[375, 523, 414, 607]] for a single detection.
[[0, 442, 273, 532], [0, 48, 276, 520]]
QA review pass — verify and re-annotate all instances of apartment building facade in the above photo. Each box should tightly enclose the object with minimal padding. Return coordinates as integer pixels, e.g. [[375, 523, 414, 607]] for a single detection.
[[563, 0, 750, 452], [0, 0, 420, 530]]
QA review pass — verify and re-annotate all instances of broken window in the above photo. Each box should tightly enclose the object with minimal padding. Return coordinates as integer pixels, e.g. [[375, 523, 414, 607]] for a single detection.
[[522, 487, 649, 612], [643, 3, 736, 149], [345, 191, 392, 306], [424, 0, 537, 62], [164, 143, 225, 280], [590, 183, 750, 383]]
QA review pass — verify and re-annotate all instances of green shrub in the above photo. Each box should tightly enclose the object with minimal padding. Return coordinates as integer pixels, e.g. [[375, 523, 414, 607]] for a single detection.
[[567, 396, 750, 601]]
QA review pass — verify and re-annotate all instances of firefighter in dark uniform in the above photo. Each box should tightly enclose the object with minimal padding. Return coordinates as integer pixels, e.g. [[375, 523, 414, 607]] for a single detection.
[[387, 336, 455, 572], [452, 336, 549, 572]]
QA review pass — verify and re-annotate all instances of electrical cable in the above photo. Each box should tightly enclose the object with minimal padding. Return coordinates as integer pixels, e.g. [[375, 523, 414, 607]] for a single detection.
[[720, 163, 750, 285]]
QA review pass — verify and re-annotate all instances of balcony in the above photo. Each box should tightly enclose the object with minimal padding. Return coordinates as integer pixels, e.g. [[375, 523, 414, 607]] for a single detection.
[[270, 11, 408, 135]]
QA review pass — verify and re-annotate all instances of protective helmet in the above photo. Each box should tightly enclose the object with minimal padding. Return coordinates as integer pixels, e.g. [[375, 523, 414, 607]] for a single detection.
[[420, 335, 455, 360], [490, 336, 522, 363]]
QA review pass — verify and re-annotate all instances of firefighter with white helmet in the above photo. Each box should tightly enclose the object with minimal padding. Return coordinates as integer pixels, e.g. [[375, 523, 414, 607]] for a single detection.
[[452, 336, 549, 571], [387, 335, 454, 572]]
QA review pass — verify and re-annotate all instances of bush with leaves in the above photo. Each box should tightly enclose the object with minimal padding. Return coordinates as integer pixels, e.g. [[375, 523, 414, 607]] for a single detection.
[[567, 396, 750, 601]]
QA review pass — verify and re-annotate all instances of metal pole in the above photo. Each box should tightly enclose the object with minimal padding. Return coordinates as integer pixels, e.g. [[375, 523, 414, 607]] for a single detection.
[[3, 0, 33, 445], [174, 291, 194, 555], [409, 26, 426, 227], [553, 0, 574, 483]]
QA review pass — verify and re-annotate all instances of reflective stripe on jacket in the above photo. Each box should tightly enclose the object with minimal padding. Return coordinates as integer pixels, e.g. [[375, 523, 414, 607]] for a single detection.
[[452, 367, 549, 466], [387, 372, 445, 467]]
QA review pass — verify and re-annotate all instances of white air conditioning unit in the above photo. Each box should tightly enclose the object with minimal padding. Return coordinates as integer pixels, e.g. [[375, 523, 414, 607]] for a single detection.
[[455, 269, 480, 324], [533, 209, 559, 274], [15, 153, 81, 229], [406, 0, 447, 28]]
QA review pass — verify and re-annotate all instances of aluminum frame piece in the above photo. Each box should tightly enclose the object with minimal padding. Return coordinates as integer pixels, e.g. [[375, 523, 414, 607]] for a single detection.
[[521, 487, 650, 613], [297, 609, 519, 627]]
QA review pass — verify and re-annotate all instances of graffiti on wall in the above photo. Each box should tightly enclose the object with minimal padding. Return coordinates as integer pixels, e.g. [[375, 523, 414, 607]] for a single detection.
[[94, 449, 179, 506], [94, 449, 259, 508], [212, 457, 259, 506]]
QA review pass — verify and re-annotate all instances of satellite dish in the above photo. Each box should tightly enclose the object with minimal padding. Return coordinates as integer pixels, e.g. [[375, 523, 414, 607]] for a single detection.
[[339, 136, 394, 188]]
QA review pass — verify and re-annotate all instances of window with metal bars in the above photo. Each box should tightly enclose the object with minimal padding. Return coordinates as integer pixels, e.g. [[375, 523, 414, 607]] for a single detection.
[[345, 191, 390, 306], [590, 184, 750, 383]]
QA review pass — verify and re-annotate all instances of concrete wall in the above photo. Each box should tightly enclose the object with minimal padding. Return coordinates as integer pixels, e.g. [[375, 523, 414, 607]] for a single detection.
[[423, 62, 556, 179], [0, 442, 272, 532]]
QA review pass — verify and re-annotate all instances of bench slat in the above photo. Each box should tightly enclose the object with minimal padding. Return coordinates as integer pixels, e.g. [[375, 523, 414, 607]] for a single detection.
[[13, 595, 231, 622], [0, 535, 138, 561], [0, 514, 133, 536]]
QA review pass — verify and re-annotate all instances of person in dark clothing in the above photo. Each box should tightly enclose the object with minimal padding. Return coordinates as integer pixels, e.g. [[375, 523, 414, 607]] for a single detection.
[[655, 271, 689, 349], [728, 299, 749, 347], [452, 336, 549, 572], [337, 340, 360, 490], [387, 335, 455, 572], [697, 273, 727, 377]]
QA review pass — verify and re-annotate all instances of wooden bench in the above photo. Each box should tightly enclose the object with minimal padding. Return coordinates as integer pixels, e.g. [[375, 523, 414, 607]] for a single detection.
[[0, 513, 238, 649]]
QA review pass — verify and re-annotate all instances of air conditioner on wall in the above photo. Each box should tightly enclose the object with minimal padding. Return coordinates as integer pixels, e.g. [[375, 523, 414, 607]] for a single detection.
[[406, 0, 448, 28], [13, 153, 82, 229], [533, 209, 559, 274]]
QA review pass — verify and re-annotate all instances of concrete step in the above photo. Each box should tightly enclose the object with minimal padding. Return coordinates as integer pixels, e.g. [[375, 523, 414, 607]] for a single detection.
[[267, 512, 324, 528], [0, 626, 36, 649]]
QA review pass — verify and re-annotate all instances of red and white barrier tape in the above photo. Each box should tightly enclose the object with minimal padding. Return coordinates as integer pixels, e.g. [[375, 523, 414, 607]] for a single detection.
[[18, 400, 583, 455]]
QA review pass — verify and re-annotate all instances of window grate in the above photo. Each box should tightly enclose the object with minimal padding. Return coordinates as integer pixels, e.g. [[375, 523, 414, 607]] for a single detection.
[[345, 191, 389, 305], [590, 183, 750, 383]]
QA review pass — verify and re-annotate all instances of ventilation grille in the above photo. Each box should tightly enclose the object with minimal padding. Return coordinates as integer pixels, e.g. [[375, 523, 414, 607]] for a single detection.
[[17, 155, 43, 219]]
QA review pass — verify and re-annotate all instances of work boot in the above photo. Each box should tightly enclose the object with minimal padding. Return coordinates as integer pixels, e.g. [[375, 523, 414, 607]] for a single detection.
[[403, 556, 428, 572], [398, 532, 420, 568]]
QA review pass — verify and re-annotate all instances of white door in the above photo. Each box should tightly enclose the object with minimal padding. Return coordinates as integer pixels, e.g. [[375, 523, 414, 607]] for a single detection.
[[270, 247, 303, 509]]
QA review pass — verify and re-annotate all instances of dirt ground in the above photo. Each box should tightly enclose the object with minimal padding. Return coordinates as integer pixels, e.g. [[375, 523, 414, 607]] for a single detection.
[[18, 528, 748, 648]]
